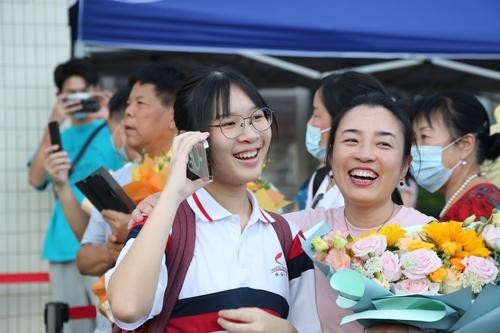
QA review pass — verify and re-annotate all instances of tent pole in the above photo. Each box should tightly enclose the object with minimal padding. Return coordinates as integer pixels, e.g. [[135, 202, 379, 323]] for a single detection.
[[431, 58, 500, 81], [239, 52, 322, 80], [321, 59, 424, 78]]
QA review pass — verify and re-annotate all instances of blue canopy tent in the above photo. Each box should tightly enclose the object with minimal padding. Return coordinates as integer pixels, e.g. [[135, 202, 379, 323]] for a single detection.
[[76, 0, 500, 82]]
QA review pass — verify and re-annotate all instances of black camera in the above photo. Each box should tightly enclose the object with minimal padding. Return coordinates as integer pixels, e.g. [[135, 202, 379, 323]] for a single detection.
[[64, 92, 100, 113]]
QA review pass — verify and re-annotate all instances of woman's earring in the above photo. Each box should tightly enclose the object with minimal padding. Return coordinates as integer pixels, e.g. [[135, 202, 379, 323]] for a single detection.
[[461, 160, 467, 166], [398, 178, 406, 189]]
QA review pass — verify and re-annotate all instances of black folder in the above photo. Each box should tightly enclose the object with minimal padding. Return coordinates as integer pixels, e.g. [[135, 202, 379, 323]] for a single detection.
[[76, 167, 136, 213]]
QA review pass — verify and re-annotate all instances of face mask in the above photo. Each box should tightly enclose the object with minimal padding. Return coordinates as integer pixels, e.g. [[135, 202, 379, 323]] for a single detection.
[[72, 112, 87, 120], [305, 124, 330, 160], [410, 137, 462, 193], [110, 124, 128, 163]]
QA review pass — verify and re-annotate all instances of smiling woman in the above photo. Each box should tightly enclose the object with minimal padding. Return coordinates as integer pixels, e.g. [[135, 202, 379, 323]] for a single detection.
[[285, 93, 435, 333]]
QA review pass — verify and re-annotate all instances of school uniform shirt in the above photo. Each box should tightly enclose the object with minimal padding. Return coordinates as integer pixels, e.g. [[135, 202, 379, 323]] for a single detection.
[[285, 206, 435, 333], [106, 188, 321, 333], [305, 171, 344, 210]]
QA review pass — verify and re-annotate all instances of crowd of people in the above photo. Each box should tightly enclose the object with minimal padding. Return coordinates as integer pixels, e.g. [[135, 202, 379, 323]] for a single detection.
[[29, 58, 500, 333]]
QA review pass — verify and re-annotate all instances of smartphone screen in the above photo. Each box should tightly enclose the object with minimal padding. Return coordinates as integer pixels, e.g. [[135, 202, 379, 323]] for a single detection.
[[48, 121, 62, 151], [187, 140, 212, 181]]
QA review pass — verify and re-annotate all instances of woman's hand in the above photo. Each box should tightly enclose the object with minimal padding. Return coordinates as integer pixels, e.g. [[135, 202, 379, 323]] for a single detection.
[[129, 193, 160, 230], [162, 131, 212, 204], [43, 144, 70, 187], [217, 308, 297, 333]]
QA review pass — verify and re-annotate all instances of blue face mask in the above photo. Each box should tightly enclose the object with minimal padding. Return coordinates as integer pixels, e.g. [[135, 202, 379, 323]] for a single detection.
[[110, 125, 128, 163], [305, 124, 330, 161], [72, 112, 87, 120], [410, 137, 462, 193]]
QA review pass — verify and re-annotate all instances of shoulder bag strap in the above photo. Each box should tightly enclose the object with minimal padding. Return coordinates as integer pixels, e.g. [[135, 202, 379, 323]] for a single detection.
[[148, 200, 196, 333], [267, 212, 293, 261], [312, 166, 329, 198], [68, 123, 107, 176]]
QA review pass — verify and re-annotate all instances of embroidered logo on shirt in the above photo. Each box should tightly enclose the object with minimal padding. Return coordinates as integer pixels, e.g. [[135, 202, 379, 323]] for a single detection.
[[270, 252, 288, 277]]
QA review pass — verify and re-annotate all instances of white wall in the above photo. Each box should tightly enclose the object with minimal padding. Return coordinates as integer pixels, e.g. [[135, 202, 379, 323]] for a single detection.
[[0, 1, 71, 332]]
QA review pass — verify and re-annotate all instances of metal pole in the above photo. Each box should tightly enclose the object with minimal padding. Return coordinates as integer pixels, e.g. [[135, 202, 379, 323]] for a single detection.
[[44, 302, 68, 333]]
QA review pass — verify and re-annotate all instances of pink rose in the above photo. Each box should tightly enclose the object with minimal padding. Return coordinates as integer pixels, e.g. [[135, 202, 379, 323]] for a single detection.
[[481, 225, 500, 250], [380, 251, 401, 282], [351, 234, 387, 258], [324, 248, 351, 271], [394, 278, 439, 295], [462, 256, 499, 284], [400, 249, 442, 279]]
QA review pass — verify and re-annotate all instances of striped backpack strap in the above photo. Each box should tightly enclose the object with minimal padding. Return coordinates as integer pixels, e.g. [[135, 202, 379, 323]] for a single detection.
[[147, 200, 196, 333]]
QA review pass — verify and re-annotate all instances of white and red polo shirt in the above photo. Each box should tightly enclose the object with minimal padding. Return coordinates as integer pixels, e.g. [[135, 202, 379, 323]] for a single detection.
[[106, 188, 321, 333]]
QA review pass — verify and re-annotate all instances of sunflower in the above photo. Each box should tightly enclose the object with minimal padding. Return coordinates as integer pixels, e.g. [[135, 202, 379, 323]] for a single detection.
[[423, 221, 490, 259]]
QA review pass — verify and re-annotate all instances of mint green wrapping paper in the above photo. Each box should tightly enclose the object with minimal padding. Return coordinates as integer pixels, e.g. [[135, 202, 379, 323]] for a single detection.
[[300, 221, 500, 332]]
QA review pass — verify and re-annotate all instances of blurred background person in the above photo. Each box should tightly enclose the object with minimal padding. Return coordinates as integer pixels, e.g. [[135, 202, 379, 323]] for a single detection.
[[27, 59, 123, 333], [411, 90, 500, 222], [299, 71, 391, 211]]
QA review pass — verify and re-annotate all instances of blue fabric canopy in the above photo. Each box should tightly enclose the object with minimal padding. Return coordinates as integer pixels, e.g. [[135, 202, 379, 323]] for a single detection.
[[78, 0, 500, 58]]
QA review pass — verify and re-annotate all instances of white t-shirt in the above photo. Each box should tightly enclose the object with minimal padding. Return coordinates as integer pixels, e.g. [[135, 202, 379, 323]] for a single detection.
[[305, 170, 344, 210]]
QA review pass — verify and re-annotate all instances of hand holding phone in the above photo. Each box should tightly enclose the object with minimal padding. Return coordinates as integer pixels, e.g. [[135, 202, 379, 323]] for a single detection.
[[187, 140, 212, 181], [48, 121, 62, 152]]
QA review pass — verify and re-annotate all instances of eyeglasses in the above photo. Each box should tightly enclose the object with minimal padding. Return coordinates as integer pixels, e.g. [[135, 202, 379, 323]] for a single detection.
[[209, 107, 273, 139]]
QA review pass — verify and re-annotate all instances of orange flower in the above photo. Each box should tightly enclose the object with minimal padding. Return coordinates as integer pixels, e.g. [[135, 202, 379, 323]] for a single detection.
[[449, 257, 465, 271], [123, 152, 170, 203], [429, 267, 447, 283]]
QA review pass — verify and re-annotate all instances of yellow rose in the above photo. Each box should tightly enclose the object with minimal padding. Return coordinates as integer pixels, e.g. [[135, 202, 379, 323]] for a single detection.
[[441, 268, 463, 294], [396, 237, 413, 251], [429, 267, 447, 283]]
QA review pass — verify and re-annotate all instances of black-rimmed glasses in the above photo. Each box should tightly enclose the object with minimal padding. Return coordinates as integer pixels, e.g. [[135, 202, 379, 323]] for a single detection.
[[209, 107, 273, 139]]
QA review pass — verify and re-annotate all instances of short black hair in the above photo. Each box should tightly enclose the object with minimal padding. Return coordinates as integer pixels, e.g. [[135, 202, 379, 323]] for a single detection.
[[53, 59, 98, 92], [128, 64, 186, 108], [319, 71, 389, 118], [108, 87, 131, 122]]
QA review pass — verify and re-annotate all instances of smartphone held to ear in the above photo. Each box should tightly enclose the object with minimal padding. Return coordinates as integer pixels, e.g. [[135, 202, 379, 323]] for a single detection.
[[48, 121, 62, 152], [187, 140, 212, 181]]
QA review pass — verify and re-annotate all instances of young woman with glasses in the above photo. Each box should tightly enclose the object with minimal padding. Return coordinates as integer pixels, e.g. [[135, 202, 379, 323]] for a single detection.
[[106, 68, 321, 333]]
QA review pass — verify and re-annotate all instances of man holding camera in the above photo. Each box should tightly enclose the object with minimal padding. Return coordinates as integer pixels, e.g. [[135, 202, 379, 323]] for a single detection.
[[28, 59, 123, 333]]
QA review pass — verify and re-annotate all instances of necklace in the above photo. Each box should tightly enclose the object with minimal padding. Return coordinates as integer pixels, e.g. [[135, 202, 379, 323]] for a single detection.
[[343, 203, 395, 234], [439, 172, 484, 218]]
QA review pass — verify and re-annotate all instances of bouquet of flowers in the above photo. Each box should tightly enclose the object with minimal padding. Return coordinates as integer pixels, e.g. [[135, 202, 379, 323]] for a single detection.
[[122, 152, 172, 204], [247, 178, 292, 213], [302, 211, 500, 332]]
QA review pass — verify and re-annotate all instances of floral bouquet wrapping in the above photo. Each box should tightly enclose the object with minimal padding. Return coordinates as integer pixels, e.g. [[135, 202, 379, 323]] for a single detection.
[[247, 178, 292, 213], [301, 211, 500, 332]]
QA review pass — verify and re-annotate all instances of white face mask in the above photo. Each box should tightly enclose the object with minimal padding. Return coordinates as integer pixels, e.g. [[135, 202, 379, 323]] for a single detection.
[[305, 124, 330, 161], [410, 137, 463, 193]]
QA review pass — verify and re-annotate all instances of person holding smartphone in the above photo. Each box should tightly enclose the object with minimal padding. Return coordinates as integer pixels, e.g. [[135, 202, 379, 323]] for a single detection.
[[106, 67, 321, 332], [27, 59, 123, 333]]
